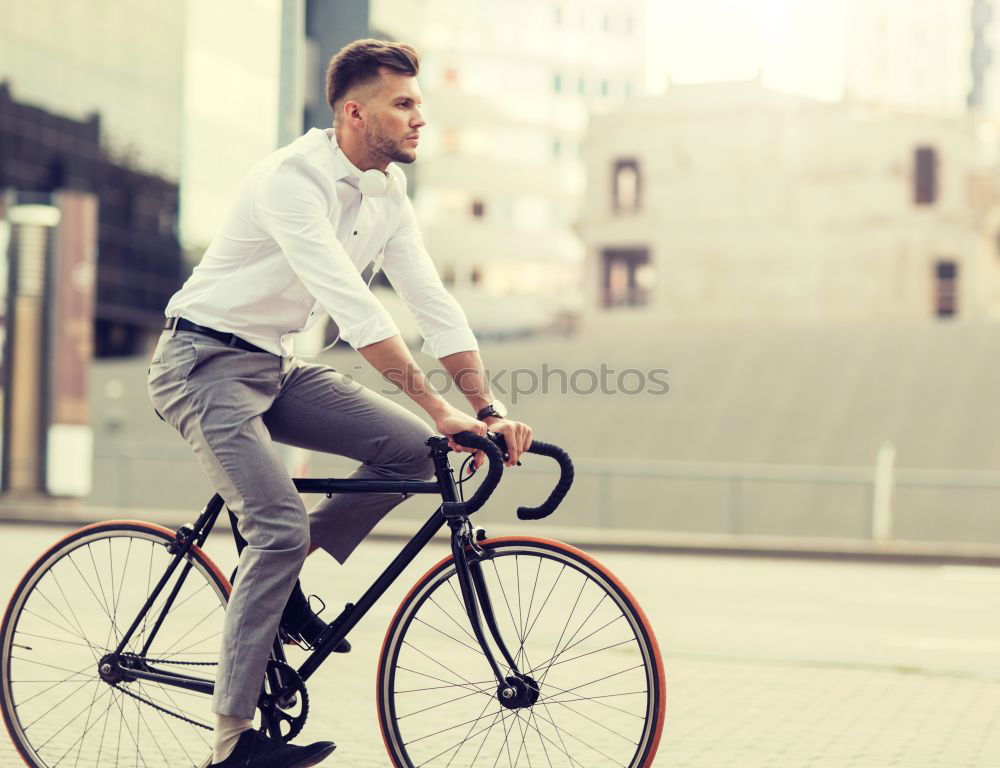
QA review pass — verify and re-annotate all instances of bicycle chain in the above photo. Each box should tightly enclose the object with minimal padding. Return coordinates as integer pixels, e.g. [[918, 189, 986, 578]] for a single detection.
[[108, 655, 217, 730], [131, 656, 218, 666], [111, 682, 213, 731], [109, 656, 306, 739]]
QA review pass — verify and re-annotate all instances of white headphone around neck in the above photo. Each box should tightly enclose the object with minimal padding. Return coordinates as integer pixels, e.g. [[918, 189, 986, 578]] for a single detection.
[[332, 137, 391, 197], [359, 168, 390, 197]]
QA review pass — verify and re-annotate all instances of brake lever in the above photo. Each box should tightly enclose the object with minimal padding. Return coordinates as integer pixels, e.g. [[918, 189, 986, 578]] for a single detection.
[[458, 432, 525, 478]]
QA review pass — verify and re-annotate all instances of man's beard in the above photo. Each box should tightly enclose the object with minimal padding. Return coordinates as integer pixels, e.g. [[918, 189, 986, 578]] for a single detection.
[[365, 118, 414, 164]]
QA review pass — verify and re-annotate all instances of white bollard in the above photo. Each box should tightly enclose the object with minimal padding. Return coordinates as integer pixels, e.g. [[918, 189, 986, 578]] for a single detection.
[[872, 441, 896, 541]]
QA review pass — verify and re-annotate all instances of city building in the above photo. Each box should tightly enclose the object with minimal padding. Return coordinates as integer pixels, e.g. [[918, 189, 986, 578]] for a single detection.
[[579, 80, 1000, 327], [369, 0, 645, 330], [181, 0, 284, 251], [844, 0, 1000, 116], [0, 84, 182, 356], [0, 0, 185, 178], [0, 0, 187, 355]]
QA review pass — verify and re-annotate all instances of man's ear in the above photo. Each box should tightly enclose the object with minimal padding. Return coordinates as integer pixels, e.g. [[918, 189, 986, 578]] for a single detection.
[[343, 100, 364, 127]]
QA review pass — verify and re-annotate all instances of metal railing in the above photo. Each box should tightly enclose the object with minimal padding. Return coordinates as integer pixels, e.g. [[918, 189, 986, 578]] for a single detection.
[[87, 439, 1000, 546]]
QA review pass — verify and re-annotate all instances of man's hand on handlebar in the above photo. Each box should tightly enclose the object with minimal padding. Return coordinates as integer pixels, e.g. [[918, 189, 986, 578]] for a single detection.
[[434, 406, 488, 453], [480, 418, 533, 469]]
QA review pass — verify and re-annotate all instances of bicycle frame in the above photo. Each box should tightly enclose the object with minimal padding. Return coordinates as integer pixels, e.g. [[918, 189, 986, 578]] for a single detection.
[[103, 436, 524, 728]]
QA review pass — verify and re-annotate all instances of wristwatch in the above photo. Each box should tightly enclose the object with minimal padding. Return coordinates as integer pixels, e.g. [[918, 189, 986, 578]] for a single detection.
[[476, 400, 507, 421]]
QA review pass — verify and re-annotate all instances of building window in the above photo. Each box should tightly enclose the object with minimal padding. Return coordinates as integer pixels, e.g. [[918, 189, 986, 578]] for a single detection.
[[914, 146, 938, 205], [552, 138, 562, 158], [578, 77, 586, 96], [602, 248, 652, 307], [612, 158, 641, 212], [471, 199, 486, 218], [601, 80, 609, 97], [553, 73, 562, 93], [934, 260, 958, 317]]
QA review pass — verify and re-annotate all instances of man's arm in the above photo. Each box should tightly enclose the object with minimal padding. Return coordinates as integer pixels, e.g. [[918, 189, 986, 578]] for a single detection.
[[439, 349, 533, 468], [359, 335, 486, 445], [380, 194, 532, 464]]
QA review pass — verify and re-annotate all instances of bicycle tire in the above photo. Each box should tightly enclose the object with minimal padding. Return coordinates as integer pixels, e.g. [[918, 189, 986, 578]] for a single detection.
[[0, 520, 231, 768], [377, 537, 666, 768]]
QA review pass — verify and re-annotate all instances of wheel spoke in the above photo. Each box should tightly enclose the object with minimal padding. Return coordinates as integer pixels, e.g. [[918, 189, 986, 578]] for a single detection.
[[395, 665, 496, 699], [529, 621, 629, 679], [537, 683, 648, 720], [135, 681, 199, 764], [398, 687, 489, 722], [525, 704, 625, 766], [467, 709, 504, 767], [12, 658, 100, 709], [489, 560, 524, 652], [442, 582, 482, 644], [442, 691, 500, 767], [413, 616, 484, 655], [536, 593, 609, 688], [26, 587, 104, 660], [402, 642, 497, 697]]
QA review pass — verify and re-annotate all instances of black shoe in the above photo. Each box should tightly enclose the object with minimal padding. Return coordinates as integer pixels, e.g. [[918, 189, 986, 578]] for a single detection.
[[209, 728, 335, 767], [280, 581, 351, 653]]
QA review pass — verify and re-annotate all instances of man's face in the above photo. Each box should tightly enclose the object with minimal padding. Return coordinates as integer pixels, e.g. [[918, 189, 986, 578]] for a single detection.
[[361, 68, 425, 164]]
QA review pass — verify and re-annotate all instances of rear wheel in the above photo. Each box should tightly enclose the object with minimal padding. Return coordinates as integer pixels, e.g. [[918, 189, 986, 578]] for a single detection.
[[0, 521, 230, 768], [377, 537, 666, 768]]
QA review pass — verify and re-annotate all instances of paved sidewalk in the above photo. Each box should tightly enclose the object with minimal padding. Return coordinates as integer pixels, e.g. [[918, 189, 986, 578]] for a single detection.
[[1, 520, 998, 766]]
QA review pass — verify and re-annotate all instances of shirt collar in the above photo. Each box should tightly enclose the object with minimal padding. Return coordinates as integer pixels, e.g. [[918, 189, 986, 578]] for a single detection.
[[319, 128, 367, 188]]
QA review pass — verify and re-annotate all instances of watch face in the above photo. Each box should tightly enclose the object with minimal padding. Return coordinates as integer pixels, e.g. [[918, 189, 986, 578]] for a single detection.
[[492, 400, 508, 419]]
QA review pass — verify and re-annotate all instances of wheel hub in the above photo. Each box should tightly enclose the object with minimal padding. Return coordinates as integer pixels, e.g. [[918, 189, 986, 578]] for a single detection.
[[497, 675, 540, 710], [97, 653, 127, 684]]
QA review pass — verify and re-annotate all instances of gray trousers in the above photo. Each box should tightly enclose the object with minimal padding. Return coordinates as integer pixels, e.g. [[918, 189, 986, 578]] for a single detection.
[[147, 329, 435, 718]]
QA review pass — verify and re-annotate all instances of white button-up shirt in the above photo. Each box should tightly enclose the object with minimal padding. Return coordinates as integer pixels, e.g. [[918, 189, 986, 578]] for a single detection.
[[165, 127, 478, 358]]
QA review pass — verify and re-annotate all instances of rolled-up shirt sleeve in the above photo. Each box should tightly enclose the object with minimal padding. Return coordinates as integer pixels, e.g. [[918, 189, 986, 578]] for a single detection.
[[252, 159, 399, 349], [381, 196, 479, 358]]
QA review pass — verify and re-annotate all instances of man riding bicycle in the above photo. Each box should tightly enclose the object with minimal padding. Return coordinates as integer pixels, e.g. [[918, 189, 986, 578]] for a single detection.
[[148, 38, 532, 768]]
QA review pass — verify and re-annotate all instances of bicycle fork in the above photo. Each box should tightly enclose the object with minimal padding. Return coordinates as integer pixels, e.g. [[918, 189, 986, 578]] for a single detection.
[[449, 521, 540, 709]]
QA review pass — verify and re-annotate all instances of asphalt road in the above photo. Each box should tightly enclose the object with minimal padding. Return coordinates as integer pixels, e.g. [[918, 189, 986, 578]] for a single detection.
[[0, 521, 998, 767]]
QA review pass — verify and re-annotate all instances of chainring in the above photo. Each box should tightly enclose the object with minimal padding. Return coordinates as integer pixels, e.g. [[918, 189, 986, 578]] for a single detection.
[[259, 659, 309, 742]]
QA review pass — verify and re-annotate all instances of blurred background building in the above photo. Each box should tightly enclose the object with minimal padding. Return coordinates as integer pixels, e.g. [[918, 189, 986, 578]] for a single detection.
[[845, 0, 998, 115], [369, 0, 645, 339], [581, 80, 1000, 326], [1, 0, 1000, 550], [0, 1, 185, 357]]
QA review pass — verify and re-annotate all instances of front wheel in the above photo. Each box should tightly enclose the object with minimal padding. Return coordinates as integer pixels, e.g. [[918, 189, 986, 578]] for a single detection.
[[377, 537, 666, 768]]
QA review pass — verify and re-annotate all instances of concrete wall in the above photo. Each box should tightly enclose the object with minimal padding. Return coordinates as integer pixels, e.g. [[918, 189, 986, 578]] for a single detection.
[[581, 81, 1000, 326]]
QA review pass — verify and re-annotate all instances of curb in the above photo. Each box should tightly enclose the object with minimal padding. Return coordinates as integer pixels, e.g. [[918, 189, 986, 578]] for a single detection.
[[0, 501, 998, 566]]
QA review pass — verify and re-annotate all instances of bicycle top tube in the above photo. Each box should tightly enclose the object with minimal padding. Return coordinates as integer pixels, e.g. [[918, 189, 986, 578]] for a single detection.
[[287, 430, 573, 522]]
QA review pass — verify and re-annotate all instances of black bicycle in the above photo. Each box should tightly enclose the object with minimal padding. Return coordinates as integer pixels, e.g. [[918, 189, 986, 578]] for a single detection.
[[1, 432, 665, 767]]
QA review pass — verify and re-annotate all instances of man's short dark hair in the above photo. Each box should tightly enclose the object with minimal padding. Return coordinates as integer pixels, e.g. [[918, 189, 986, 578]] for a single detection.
[[325, 39, 420, 121]]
